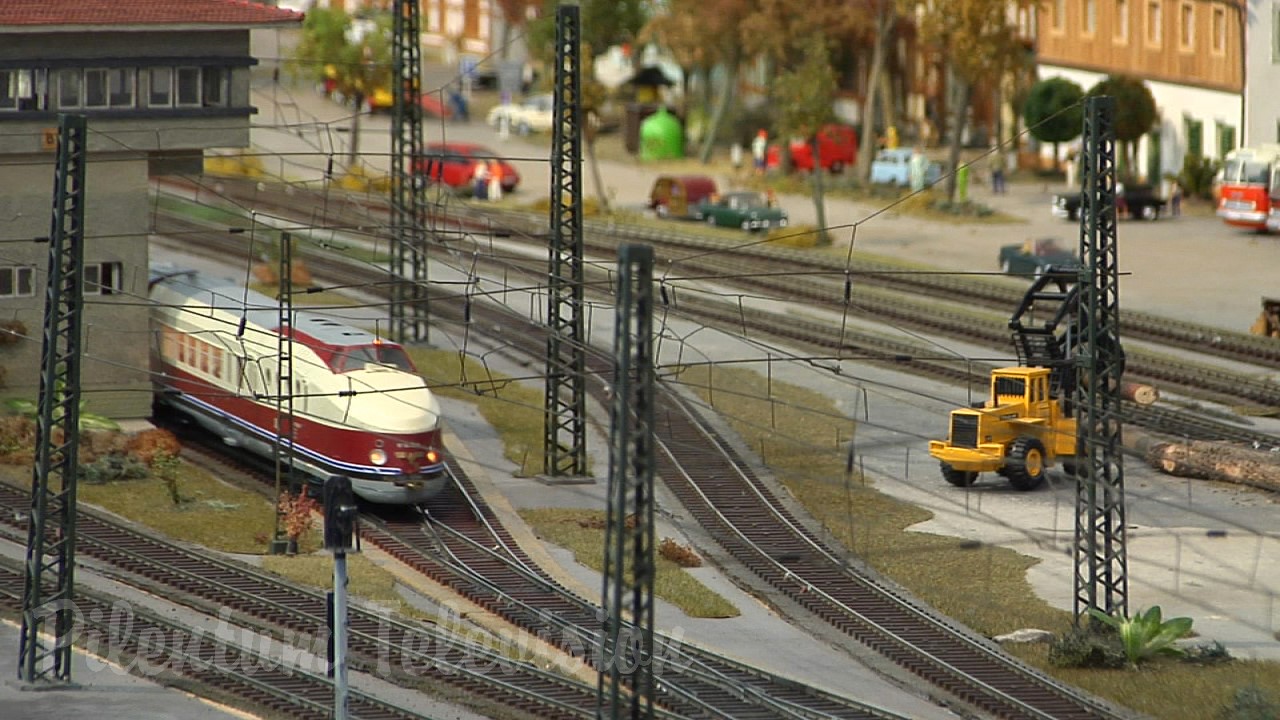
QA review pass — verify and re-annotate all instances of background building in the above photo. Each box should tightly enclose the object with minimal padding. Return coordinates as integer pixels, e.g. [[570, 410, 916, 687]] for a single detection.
[[1034, 0, 1243, 181], [0, 0, 300, 417]]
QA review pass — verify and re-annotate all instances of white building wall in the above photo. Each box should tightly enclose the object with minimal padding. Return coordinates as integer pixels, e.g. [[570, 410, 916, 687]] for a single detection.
[[1038, 65, 1241, 182], [1245, 0, 1280, 146]]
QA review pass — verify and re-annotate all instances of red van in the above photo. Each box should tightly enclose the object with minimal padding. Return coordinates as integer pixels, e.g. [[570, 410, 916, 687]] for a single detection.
[[767, 124, 859, 173], [649, 175, 719, 219]]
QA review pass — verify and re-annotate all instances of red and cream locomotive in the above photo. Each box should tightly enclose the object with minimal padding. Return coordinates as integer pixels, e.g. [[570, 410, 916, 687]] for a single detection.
[[150, 268, 447, 505]]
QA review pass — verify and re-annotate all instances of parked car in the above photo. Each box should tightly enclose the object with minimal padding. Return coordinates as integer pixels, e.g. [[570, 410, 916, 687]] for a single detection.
[[1051, 183, 1166, 221], [367, 89, 455, 120], [649, 175, 719, 219], [998, 237, 1080, 276], [413, 142, 520, 192], [869, 148, 942, 186], [485, 93, 555, 135], [695, 191, 788, 231], [766, 124, 859, 173]]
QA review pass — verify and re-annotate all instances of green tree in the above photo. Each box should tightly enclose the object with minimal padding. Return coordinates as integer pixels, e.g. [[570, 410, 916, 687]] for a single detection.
[[289, 6, 351, 89], [528, 0, 650, 65], [772, 35, 838, 239], [1087, 75, 1157, 179], [1023, 77, 1084, 171]]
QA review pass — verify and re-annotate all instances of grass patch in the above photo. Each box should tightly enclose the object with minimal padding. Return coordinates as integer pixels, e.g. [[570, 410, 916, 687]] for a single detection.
[[0, 461, 278, 555], [670, 364, 1280, 720], [518, 508, 739, 619], [406, 347, 573, 476], [262, 552, 408, 611]]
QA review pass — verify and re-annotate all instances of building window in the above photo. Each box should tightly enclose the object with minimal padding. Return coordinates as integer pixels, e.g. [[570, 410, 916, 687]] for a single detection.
[[1185, 116, 1204, 157], [1217, 122, 1236, 159], [1211, 7, 1225, 53], [107, 68, 134, 107], [0, 266, 35, 298], [1083, 0, 1097, 34], [1053, 0, 1065, 31], [84, 262, 124, 296], [56, 69, 81, 108], [84, 68, 110, 108], [1273, 5, 1280, 62], [1116, 0, 1129, 40], [147, 67, 172, 107], [176, 67, 201, 106], [201, 67, 227, 106], [1147, 0, 1162, 45], [1179, 3, 1194, 49], [0, 69, 37, 111]]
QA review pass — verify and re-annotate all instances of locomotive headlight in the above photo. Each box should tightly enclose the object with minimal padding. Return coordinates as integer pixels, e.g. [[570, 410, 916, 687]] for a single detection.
[[425, 448, 440, 464], [369, 448, 388, 466]]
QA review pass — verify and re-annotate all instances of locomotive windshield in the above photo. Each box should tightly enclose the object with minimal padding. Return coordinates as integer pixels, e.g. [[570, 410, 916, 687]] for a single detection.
[[328, 344, 416, 373]]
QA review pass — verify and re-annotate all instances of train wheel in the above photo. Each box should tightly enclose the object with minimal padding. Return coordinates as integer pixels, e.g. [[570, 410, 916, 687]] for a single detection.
[[941, 462, 977, 487], [1006, 436, 1047, 491]]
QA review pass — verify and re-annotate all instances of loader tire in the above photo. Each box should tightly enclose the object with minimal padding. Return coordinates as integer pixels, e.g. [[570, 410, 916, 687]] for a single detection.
[[1006, 436, 1047, 491], [941, 462, 978, 487]]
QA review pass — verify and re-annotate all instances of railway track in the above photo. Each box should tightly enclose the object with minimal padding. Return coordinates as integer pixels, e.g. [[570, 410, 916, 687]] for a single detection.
[[0, 559, 429, 720], [146, 177, 1235, 718], [0, 481, 619, 720], [155, 176, 1280, 419]]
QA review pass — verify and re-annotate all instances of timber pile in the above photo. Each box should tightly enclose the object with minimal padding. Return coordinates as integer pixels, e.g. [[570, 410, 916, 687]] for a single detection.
[[1131, 434, 1280, 493]]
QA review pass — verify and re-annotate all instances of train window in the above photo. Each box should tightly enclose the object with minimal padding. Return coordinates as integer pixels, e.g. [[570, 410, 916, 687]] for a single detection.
[[0, 265, 35, 297], [199, 342, 210, 374], [328, 344, 415, 373]]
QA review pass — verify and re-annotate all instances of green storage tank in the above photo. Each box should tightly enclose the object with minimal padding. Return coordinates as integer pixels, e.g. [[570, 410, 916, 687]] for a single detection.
[[639, 107, 683, 161]]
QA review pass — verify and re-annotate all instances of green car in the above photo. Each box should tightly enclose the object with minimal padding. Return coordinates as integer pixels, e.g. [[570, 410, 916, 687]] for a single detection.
[[694, 191, 788, 231], [997, 237, 1080, 276]]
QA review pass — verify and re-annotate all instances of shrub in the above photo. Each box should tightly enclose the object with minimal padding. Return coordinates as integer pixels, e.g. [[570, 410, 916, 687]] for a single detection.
[[659, 537, 703, 568], [126, 428, 182, 466], [1047, 626, 1126, 669], [766, 224, 829, 248], [1219, 684, 1280, 720], [1179, 154, 1221, 200], [1087, 605, 1194, 666], [152, 451, 183, 506], [78, 454, 149, 484], [278, 490, 320, 543]]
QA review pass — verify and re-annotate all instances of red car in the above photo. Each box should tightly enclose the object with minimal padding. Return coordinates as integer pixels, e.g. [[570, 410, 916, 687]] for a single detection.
[[413, 142, 520, 192], [767, 124, 859, 173]]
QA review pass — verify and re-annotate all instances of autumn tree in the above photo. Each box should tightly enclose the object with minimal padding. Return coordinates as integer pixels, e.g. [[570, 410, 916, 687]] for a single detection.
[[854, 0, 899, 183], [1023, 77, 1084, 171], [637, 0, 709, 118], [493, 0, 539, 59], [908, 0, 1034, 201], [772, 35, 838, 238], [1087, 75, 1158, 179], [289, 8, 392, 164]]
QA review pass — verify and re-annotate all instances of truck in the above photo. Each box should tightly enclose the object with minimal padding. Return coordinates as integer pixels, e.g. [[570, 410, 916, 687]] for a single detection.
[[1051, 183, 1166, 221], [928, 365, 1078, 490], [929, 270, 1082, 491]]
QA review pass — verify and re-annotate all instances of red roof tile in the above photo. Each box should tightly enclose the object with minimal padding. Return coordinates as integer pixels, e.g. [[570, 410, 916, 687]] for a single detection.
[[0, 0, 301, 28]]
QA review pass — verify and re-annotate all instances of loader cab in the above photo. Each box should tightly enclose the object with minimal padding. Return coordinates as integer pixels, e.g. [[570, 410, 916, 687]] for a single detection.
[[989, 367, 1055, 420]]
